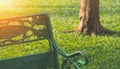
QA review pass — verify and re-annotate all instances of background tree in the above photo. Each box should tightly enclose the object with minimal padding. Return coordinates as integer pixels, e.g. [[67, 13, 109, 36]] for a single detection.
[[76, 0, 108, 36]]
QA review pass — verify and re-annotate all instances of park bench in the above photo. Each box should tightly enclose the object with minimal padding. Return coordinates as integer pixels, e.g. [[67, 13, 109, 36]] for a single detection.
[[0, 13, 88, 69]]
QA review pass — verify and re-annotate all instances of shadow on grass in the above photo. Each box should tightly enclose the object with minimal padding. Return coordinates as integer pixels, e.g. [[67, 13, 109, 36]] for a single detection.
[[98, 30, 120, 37]]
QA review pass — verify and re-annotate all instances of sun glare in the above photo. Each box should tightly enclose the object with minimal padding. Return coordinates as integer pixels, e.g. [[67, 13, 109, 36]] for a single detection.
[[0, 0, 27, 8], [0, 0, 13, 7], [0, 0, 27, 18]]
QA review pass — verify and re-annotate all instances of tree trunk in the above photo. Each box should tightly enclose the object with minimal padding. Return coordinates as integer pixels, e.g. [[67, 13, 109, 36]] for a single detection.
[[77, 0, 106, 36]]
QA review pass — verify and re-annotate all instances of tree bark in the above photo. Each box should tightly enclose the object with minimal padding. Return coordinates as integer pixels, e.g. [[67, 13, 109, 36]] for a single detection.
[[77, 0, 106, 36]]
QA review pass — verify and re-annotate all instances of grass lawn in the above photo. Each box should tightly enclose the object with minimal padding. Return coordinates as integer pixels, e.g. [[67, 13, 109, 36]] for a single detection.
[[0, 0, 120, 69]]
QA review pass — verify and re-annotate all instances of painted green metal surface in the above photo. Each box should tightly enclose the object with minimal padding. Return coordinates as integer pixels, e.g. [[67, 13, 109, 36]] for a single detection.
[[0, 13, 88, 69], [0, 52, 54, 69]]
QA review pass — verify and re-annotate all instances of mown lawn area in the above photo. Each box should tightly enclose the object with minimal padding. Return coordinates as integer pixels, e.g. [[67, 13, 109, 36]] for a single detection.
[[0, 0, 120, 69]]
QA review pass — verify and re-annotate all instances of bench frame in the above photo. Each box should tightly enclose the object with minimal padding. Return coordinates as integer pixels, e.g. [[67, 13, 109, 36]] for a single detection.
[[0, 13, 88, 69]]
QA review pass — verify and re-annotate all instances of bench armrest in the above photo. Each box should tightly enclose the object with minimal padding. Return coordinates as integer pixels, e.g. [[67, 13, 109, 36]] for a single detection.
[[65, 51, 89, 65], [50, 38, 88, 69], [61, 51, 88, 69]]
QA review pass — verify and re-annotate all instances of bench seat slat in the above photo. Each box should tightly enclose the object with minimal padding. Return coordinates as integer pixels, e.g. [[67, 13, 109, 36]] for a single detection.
[[0, 52, 54, 69]]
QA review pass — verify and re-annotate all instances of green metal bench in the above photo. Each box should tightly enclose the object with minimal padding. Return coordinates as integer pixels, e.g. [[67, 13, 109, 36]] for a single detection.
[[0, 13, 88, 69]]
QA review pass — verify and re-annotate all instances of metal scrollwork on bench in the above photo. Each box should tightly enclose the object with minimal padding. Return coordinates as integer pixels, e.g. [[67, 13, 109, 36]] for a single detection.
[[0, 14, 49, 46]]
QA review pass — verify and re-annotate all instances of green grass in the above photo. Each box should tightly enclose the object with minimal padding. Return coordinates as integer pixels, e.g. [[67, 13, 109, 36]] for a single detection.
[[0, 0, 120, 69]]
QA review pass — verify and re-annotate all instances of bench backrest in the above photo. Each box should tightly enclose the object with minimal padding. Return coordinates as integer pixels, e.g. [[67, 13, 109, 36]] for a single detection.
[[0, 13, 60, 69], [0, 13, 52, 47]]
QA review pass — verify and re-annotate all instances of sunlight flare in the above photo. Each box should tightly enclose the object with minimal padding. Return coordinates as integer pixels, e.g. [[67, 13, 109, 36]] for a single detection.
[[0, 0, 27, 8], [0, 0, 27, 18], [0, 0, 13, 7]]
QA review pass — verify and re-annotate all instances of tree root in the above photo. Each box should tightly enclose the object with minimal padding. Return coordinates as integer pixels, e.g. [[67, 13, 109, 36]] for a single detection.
[[63, 27, 120, 37]]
